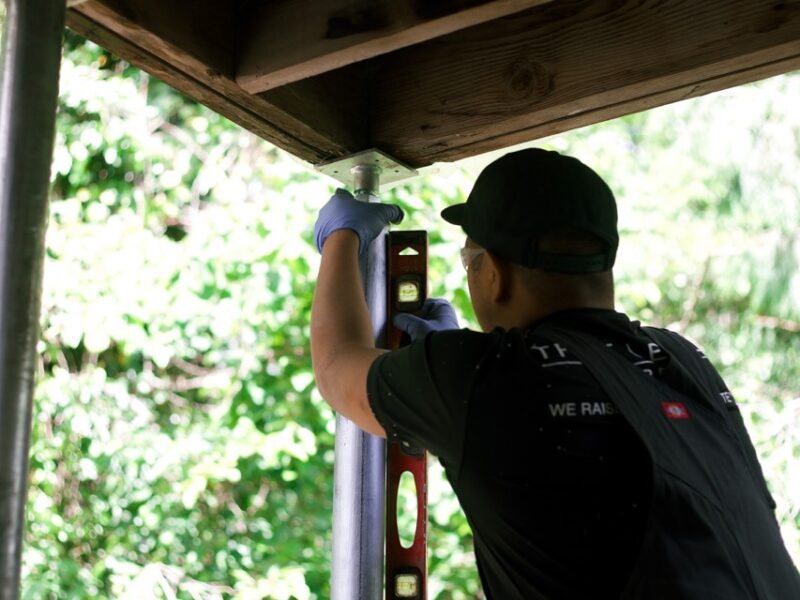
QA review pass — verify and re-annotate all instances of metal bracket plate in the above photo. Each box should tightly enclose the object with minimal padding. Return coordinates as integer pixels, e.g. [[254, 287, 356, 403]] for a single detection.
[[316, 148, 418, 189]]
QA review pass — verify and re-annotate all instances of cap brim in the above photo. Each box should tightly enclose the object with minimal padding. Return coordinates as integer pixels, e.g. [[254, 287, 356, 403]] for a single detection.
[[441, 203, 466, 225]]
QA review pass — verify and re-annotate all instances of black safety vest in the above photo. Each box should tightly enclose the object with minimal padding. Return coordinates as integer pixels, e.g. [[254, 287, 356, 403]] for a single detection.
[[538, 323, 800, 599]]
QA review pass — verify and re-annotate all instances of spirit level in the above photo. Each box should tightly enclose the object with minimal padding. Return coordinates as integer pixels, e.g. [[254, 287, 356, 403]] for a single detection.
[[385, 231, 428, 600]]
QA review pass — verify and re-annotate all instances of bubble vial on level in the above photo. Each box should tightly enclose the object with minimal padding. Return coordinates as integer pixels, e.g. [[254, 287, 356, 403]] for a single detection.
[[394, 573, 419, 598], [397, 281, 421, 304]]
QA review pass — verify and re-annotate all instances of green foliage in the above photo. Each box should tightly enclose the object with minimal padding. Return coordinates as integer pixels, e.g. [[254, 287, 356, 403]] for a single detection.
[[21, 30, 799, 599], [29, 32, 334, 600]]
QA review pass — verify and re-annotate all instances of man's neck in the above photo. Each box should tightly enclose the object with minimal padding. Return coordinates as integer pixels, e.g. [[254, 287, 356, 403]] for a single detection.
[[499, 282, 615, 330]]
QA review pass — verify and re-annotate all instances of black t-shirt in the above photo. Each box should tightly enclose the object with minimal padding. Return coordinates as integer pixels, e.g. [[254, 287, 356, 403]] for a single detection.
[[367, 309, 679, 599]]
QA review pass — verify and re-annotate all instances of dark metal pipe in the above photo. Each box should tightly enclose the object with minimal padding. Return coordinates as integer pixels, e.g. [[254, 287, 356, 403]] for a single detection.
[[0, 1, 65, 598]]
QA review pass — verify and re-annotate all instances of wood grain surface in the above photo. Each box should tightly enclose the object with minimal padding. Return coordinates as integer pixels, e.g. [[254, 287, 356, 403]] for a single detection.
[[67, 0, 364, 164], [66, 0, 800, 169], [370, 0, 800, 166], [236, 0, 554, 93]]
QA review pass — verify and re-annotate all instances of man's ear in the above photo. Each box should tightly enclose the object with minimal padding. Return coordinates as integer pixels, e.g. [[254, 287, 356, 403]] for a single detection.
[[485, 251, 512, 303]]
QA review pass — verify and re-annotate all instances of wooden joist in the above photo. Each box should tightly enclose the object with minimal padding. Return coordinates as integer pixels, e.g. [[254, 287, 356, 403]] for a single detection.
[[369, 0, 800, 166], [66, 0, 364, 164], [66, 0, 800, 170], [236, 0, 555, 93]]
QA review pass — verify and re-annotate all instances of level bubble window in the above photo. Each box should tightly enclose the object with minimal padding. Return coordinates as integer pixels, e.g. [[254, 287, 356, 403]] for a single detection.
[[397, 281, 420, 304]]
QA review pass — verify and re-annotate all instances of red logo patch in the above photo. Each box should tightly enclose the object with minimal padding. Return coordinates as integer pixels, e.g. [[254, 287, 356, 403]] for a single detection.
[[662, 402, 690, 420]]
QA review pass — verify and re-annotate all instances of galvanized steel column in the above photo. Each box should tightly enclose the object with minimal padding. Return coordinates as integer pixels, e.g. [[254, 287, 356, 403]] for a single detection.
[[330, 164, 386, 599], [0, 0, 65, 598]]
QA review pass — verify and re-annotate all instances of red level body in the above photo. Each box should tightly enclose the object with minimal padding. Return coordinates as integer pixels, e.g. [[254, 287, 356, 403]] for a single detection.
[[385, 231, 428, 600]]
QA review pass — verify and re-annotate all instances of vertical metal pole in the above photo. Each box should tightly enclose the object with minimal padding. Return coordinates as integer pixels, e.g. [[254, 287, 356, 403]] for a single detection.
[[330, 164, 386, 600], [0, 1, 65, 599]]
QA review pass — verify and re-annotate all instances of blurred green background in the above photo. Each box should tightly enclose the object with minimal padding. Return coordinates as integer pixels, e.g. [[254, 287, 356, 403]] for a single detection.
[[8, 22, 800, 600]]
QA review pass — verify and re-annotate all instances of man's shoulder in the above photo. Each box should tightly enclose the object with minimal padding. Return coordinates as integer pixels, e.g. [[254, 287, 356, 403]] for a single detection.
[[423, 327, 504, 372], [370, 327, 498, 379], [427, 326, 500, 348]]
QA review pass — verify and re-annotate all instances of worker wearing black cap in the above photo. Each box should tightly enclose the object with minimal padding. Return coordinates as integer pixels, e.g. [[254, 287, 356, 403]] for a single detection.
[[311, 148, 800, 599]]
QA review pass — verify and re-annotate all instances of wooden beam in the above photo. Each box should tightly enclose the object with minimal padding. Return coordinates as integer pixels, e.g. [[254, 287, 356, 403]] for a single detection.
[[370, 0, 800, 167], [235, 0, 554, 93], [66, 0, 366, 164]]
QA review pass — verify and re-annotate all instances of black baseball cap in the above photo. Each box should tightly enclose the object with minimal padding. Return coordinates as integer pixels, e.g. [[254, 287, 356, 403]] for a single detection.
[[441, 148, 618, 273]]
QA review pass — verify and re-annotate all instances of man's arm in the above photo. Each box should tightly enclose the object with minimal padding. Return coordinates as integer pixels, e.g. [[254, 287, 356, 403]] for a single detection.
[[311, 229, 387, 437]]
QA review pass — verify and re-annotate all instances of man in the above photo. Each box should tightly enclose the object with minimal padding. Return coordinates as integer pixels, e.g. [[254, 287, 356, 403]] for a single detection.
[[311, 148, 800, 598]]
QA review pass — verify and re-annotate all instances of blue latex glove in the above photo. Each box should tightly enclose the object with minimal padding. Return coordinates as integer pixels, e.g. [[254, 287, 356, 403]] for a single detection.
[[314, 188, 404, 255], [392, 298, 460, 341]]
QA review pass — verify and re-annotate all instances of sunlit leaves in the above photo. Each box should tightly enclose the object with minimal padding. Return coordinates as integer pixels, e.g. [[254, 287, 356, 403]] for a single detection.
[[28, 34, 334, 599]]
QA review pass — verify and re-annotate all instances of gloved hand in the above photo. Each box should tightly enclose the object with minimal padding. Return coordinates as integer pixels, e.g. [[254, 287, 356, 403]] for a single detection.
[[314, 188, 404, 255], [392, 298, 460, 341]]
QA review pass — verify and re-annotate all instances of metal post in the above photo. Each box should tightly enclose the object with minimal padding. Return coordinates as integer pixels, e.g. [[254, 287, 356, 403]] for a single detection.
[[330, 164, 387, 600], [0, 1, 65, 598]]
